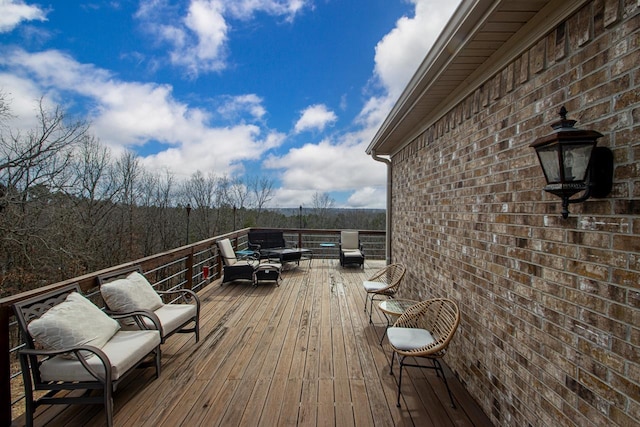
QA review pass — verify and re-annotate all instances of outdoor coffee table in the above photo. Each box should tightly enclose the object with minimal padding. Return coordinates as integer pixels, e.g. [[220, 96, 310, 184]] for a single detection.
[[377, 298, 418, 344], [261, 248, 312, 267]]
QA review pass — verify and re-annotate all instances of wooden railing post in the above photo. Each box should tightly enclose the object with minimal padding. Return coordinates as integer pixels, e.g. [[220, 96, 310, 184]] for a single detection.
[[0, 306, 11, 427]]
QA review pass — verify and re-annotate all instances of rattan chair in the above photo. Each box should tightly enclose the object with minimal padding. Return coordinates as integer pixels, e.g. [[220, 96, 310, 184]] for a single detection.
[[362, 263, 406, 323], [388, 298, 460, 408]]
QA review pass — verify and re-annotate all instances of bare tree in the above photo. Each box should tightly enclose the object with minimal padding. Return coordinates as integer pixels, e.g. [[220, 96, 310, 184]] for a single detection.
[[0, 98, 87, 190], [183, 171, 219, 240], [311, 191, 335, 228], [137, 169, 180, 254], [114, 151, 141, 258], [0, 90, 11, 128], [248, 175, 274, 225], [228, 176, 250, 209], [0, 97, 93, 292], [66, 136, 121, 268]]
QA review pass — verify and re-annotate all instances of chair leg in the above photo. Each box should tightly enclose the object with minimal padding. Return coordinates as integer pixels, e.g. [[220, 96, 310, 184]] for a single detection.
[[389, 351, 395, 375], [396, 356, 405, 407], [104, 382, 114, 427], [433, 358, 456, 408], [155, 346, 162, 378], [20, 357, 35, 427]]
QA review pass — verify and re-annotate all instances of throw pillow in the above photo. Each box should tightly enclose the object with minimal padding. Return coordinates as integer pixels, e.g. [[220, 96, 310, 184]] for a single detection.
[[100, 271, 164, 313], [28, 292, 120, 359]]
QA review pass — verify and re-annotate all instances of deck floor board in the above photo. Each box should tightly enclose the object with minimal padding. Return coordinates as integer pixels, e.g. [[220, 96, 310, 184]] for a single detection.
[[20, 259, 493, 427]]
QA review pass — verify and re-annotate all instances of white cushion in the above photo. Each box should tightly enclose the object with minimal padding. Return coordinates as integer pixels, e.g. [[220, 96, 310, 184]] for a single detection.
[[39, 330, 160, 382], [258, 262, 281, 271], [101, 272, 164, 313], [341, 231, 359, 250], [387, 327, 435, 351], [142, 304, 197, 337], [27, 292, 120, 359], [218, 239, 237, 265], [342, 249, 362, 256], [363, 280, 387, 292]]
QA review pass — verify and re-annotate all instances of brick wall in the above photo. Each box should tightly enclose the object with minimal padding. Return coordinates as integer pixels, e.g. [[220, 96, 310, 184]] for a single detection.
[[391, 1, 639, 426]]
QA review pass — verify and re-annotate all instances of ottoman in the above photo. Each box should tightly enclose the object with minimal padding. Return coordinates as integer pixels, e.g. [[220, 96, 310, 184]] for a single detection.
[[255, 262, 281, 285]]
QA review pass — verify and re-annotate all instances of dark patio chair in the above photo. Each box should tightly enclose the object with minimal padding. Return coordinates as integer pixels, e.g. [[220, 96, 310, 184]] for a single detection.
[[339, 230, 365, 268], [217, 238, 281, 285]]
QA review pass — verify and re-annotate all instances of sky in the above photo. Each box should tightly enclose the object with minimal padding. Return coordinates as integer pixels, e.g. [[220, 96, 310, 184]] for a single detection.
[[0, 0, 461, 209]]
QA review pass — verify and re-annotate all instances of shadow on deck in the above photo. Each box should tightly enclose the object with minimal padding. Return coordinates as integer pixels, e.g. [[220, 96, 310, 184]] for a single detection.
[[18, 259, 492, 427]]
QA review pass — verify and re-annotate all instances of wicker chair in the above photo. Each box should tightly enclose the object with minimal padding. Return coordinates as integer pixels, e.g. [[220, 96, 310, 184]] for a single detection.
[[387, 298, 460, 408], [217, 238, 282, 286], [362, 263, 406, 323]]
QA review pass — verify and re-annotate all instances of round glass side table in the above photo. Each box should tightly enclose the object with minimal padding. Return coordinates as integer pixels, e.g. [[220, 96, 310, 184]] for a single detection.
[[377, 299, 418, 344]]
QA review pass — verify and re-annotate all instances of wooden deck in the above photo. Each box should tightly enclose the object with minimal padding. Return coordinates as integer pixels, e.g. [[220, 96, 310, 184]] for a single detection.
[[19, 259, 492, 427]]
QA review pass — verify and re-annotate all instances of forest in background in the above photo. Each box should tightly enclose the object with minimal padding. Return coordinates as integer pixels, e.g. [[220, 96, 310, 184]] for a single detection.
[[0, 94, 384, 298]]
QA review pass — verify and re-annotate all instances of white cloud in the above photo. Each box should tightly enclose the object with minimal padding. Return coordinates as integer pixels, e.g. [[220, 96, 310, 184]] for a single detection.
[[0, 0, 47, 33], [293, 104, 337, 133], [373, 0, 461, 100], [264, 130, 386, 208], [347, 186, 386, 209], [136, 0, 312, 77], [268, 0, 461, 208], [226, 0, 309, 21], [0, 0, 460, 209], [136, 0, 228, 76], [216, 94, 266, 121], [0, 47, 284, 178]]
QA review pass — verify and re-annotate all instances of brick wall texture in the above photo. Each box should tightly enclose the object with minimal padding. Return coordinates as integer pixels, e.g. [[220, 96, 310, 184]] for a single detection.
[[390, 1, 639, 426]]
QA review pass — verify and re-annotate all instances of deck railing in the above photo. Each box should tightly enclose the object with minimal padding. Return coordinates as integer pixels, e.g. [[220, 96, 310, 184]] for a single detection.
[[0, 227, 385, 426]]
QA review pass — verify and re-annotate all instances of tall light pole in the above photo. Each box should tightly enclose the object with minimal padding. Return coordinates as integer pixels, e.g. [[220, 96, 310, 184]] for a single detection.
[[298, 205, 303, 249], [185, 204, 192, 245]]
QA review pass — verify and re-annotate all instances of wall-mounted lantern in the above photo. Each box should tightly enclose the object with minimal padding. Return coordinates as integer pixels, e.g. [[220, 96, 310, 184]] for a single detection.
[[530, 106, 613, 219]]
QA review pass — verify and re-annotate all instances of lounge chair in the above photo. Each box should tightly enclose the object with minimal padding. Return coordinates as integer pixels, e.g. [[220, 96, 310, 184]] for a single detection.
[[340, 230, 365, 268]]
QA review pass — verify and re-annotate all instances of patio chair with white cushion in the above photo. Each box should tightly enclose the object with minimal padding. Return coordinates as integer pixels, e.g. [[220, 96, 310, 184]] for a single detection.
[[98, 265, 200, 344], [339, 230, 365, 268], [13, 283, 161, 427], [388, 298, 460, 408], [362, 263, 406, 323], [217, 238, 282, 286]]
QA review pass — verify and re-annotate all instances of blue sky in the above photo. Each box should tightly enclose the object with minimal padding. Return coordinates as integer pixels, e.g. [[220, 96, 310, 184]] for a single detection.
[[0, 0, 460, 208]]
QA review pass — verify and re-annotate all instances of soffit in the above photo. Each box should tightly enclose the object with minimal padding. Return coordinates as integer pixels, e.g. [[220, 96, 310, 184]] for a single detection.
[[367, 0, 586, 156]]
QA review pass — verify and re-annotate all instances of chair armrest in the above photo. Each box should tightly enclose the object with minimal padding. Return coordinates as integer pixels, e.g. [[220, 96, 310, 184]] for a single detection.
[[248, 243, 261, 251], [106, 309, 163, 336], [19, 345, 113, 382], [158, 289, 201, 310]]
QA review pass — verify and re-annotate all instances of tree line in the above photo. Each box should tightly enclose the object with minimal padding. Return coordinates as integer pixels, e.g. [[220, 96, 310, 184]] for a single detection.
[[0, 94, 384, 297]]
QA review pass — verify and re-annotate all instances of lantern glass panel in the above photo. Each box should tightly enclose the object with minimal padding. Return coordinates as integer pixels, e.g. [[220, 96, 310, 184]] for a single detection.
[[562, 144, 593, 182], [537, 146, 561, 183]]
